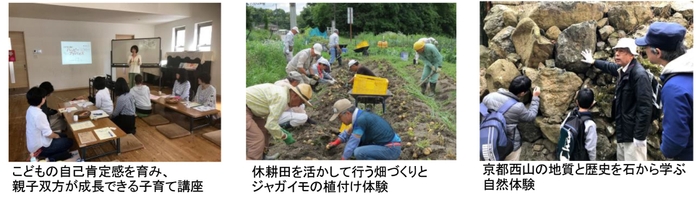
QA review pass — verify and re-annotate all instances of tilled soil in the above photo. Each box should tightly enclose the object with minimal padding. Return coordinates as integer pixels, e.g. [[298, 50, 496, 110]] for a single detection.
[[268, 59, 457, 160]]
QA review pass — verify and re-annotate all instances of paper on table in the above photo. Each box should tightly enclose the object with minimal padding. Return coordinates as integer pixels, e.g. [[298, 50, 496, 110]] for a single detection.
[[93, 127, 115, 140], [90, 110, 109, 120], [69, 100, 86, 104], [193, 106, 216, 112], [77, 102, 94, 107], [150, 94, 161, 100], [77, 131, 97, 144], [186, 102, 201, 108], [59, 107, 78, 113], [70, 121, 95, 131]]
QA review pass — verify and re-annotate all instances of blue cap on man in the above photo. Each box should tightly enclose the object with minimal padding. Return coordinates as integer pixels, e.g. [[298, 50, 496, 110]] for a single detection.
[[635, 22, 687, 51]]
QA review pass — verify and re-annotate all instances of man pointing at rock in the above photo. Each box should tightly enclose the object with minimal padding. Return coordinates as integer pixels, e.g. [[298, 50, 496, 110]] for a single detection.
[[580, 38, 654, 161]]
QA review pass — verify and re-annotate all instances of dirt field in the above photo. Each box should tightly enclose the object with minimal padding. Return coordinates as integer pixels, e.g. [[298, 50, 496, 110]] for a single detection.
[[267, 59, 457, 160]]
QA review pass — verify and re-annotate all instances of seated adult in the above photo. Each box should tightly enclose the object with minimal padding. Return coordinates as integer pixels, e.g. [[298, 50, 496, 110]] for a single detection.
[[111, 78, 137, 134], [130, 74, 152, 117], [38, 81, 68, 133], [193, 73, 219, 123], [26, 87, 73, 161]]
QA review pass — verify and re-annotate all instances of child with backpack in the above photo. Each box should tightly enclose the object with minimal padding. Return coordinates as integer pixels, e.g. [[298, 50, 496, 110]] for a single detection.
[[480, 75, 541, 161], [557, 88, 598, 161]]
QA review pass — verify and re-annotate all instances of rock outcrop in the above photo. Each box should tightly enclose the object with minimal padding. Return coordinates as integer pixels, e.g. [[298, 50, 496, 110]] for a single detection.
[[480, 1, 694, 161]]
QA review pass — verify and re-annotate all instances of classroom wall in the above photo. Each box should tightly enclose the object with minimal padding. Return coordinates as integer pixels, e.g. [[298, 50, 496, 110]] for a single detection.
[[9, 17, 155, 90], [154, 3, 221, 95]]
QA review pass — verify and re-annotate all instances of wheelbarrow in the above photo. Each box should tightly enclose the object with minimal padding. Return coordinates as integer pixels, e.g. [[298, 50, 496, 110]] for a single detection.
[[347, 89, 393, 114], [354, 40, 370, 56]]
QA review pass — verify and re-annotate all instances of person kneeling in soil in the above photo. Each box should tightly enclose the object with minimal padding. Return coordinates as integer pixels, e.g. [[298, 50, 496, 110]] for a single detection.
[[346, 60, 376, 88], [286, 43, 323, 84], [326, 99, 402, 160], [246, 83, 313, 160], [274, 71, 317, 128], [309, 57, 337, 91]]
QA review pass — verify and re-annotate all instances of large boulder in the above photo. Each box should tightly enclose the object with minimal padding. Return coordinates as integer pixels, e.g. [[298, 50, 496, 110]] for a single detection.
[[483, 5, 519, 39], [534, 67, 583, 118], [485, 59, 520, 93], [670, 1, 693, 20], [527, 1, 605, 30], [607, 5, 653, 33], [511, 18, 554, 68], [489, 26, 517, 60], [555, 20, 597, 73], [596, 133, 616, 160]]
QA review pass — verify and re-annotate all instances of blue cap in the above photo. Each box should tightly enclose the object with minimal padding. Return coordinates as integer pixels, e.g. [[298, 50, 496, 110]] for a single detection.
[[635, 22, 686, 51]]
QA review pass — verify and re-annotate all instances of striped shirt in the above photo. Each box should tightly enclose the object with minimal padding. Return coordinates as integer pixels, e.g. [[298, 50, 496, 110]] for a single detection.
[[112, 93, 136, 117], [195, 85, 217, 108]]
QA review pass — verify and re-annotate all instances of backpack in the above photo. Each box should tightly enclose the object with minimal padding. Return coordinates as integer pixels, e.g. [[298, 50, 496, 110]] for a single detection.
[[480, 98, 517, 161], [647, 69, 662, 121], [556, 110, 593, 161]]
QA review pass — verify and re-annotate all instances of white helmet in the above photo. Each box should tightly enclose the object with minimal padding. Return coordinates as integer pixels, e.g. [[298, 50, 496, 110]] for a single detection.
[[613, 38, 638, 56]]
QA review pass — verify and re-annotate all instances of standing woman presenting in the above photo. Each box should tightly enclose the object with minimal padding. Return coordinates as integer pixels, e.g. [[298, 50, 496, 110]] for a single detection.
[[128, 45, 142, 88]]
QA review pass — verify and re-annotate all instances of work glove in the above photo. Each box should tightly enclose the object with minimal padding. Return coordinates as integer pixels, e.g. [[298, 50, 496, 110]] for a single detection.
[[580, 49, 595, 64], [436, 66, 442, 73], [633, 138, 646, 148], [313, 75, 320, 80], [328, 79, 336, 84], [326, 138, 342, 150], [431, 66, 436, 71], [282, 129, 296, 145]]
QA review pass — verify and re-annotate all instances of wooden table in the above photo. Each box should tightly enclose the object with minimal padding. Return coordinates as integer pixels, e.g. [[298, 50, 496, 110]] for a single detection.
[[150, 92, 220, 132], [60, 100, 127, 161]]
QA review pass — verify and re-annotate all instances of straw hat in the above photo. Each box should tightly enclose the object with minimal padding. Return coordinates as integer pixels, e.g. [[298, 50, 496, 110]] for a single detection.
[[288, 83, 313, 107]]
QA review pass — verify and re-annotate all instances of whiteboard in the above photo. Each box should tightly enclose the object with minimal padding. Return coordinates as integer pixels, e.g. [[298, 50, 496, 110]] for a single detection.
[[111, 38, 161, 66]]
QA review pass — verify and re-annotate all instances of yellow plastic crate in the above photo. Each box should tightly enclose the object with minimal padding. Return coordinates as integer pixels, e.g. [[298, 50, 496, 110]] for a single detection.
[[352, 74, 389, 95], [339, 123, 352, 133]]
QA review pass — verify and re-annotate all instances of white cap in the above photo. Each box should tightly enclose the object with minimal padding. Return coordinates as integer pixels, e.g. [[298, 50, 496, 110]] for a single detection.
[[318, 57, 330, 66], [613, 38, 639, 56], [348, 59, 358, 67], [313, 43, 323, 55], [292, 27, 299, 32]]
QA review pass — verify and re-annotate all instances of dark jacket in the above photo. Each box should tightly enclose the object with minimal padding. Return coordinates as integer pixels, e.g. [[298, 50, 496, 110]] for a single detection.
[[40, 102, 58, 122], [593, 58, 654, 143], [659, 48, 693, 161]]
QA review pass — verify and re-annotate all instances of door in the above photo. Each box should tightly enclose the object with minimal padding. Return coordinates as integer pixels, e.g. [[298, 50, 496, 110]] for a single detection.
[[115, 34, 135, 82], [9, 31, 29, 89]]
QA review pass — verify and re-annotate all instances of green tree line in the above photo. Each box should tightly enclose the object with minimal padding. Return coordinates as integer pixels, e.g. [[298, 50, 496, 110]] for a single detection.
[[247, 3, 456, 38], [246, 4, 292, 30]]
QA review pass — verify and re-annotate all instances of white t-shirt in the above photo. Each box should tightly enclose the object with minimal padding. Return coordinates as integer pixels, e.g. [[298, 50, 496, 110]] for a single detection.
[[95, 88, 114, 115], [26, 106, 53, 153], [128, 54, 142, 74]]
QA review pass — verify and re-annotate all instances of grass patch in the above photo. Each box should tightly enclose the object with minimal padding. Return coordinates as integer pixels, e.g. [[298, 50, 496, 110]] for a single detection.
[[342, 53, 457, 133]]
